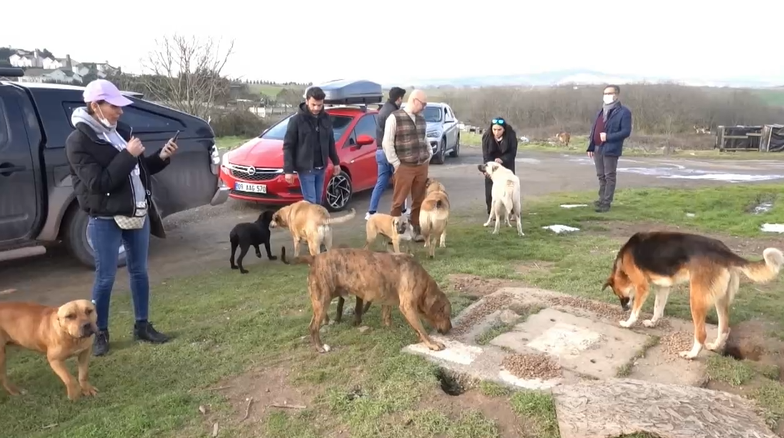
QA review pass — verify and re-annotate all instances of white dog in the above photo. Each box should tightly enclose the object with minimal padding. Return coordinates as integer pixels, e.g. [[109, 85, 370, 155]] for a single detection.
[[477, 162, 524, 236]]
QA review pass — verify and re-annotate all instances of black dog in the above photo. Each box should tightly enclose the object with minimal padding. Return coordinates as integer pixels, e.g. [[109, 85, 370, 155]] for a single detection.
[[229, 210, 277, 274]]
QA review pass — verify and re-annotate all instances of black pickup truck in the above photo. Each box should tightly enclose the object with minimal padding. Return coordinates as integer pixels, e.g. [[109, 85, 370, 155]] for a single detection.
[[0, 67, 229, 268]]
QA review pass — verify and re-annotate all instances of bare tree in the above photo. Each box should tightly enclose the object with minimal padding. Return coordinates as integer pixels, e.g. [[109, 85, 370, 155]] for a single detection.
[[140, 34, 235, 119]]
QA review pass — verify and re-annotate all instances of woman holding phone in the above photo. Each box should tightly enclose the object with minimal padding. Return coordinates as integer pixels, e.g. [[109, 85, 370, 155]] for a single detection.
[[65, 79, 179, 357]]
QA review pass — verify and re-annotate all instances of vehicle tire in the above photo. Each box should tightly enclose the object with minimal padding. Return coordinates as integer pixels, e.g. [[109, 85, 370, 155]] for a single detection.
[[324, 170, 353, 212], [62, 207, 127, 269], [449, 134, 460, 157], [431, 138, 446, 165]]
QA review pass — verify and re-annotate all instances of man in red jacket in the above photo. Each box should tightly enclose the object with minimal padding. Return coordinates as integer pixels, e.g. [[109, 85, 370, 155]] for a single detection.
[[586, 84, 633, 212]]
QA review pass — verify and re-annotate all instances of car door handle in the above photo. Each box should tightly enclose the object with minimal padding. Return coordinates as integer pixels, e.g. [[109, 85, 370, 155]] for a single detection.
[[0, 163, 26, 177]]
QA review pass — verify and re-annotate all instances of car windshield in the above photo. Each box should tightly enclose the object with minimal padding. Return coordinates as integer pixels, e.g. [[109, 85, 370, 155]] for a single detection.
[[423, 106, 443, 123], [260, 113, 353, 142]]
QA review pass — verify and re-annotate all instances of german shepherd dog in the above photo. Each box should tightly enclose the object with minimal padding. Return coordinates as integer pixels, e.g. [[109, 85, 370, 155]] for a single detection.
[[603, 231, 784, 360]]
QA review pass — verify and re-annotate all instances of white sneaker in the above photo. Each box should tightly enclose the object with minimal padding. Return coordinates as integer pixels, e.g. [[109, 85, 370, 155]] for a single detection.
[[365, 212, 373, 221], [402, 208, 410, 216]]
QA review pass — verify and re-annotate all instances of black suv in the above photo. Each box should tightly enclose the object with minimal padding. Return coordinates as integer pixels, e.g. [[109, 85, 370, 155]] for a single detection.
[[0, 67, 228, 268]]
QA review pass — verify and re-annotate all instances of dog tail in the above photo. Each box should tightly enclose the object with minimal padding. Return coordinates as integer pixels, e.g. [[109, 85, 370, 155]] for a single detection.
[[325, 208, 356, 225], [280, 246, 315, 266], [736, 248, 784, 283]]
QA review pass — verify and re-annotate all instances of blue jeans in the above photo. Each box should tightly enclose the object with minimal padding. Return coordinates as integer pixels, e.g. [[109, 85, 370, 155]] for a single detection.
[[368, 149, 394, 214], [88, 216, 151, 331], [299, 167, 326, 204]]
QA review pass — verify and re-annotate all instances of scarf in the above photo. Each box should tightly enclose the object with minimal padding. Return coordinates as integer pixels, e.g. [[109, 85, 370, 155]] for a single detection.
[[602, 100, 620, 122]]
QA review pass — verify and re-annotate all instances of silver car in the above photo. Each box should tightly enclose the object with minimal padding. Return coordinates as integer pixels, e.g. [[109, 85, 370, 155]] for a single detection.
[[402, 102, 461, 164]]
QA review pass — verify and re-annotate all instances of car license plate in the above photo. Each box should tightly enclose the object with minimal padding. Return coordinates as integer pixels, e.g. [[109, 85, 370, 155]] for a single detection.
[[235, 182, 267, 194]]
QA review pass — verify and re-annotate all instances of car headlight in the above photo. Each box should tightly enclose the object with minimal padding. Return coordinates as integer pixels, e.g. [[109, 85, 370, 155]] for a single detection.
[[426, 130, 440, 138]]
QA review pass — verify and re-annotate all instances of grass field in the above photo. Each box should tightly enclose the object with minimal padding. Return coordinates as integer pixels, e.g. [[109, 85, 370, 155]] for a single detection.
[[460, 131, 784, 160], [4, 185, 784, 437], [754, 88, 784, 107]]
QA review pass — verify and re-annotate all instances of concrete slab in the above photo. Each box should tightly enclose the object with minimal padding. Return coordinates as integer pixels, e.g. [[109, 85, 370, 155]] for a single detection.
[[553, 378, 777, 438], [491, 308, 650, 379]]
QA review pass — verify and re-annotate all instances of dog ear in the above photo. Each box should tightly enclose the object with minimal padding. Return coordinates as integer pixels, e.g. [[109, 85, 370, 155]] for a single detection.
[[601, 277, 613, 292]]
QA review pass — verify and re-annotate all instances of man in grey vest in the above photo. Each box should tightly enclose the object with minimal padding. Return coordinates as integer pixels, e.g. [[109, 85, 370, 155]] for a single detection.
[[365, 87, 408, 220], [382, 89, 432, 242]]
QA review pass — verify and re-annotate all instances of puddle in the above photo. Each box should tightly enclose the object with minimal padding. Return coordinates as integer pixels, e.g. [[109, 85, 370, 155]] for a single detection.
[[753, 202, 774, 214], [543, 225, 580, 234], [560, 204, 588, 209], [618, 167, 784, 182], [760, 223, 784, 233]]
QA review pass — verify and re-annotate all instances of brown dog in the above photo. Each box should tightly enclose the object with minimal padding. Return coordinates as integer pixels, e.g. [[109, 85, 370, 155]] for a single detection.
[[363, 213, 414, 254], [603, 231, 784, 360], [280, 246, 453, 353], [269, 201, 356, 256], [0, 299, 98, 400], [556, 131, 571, 146], [419, 178, 451, 258]]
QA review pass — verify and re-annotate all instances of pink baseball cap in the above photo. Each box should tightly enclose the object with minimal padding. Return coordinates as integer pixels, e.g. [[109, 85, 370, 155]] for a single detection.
[[82, 79, 133, 107]]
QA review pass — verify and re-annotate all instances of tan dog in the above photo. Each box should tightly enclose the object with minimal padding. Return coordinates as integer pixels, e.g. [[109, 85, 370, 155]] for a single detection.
[[269, 201, 356, 256], [556, 131, 571, 146], [603, 231, 784, 360], [363, 213, 414, 254], [280, 246, 453, 353], [0, 299, 98, 400], [419, 178, 451, 258], [477, 162, 524, 236]]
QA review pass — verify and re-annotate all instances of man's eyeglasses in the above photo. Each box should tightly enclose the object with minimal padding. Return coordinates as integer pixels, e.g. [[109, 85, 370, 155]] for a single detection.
[[415, 98, 427, 106], [492, 118, 505, 125]]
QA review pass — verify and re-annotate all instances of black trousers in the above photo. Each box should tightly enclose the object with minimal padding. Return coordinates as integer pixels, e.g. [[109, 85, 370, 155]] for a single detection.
[[484, 162, 516, 214]]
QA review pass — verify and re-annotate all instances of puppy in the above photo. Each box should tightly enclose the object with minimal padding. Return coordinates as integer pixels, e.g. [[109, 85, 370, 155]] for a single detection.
[[364, 213, 414, 254], [477, 162, 524, 237], [0, 299, 98, 401], [603, 231, 784, 360], [280, 246, 452, 353], [419, 178, 451, 258], [269, 201, 356, 256], [229, 210, 278, 274]]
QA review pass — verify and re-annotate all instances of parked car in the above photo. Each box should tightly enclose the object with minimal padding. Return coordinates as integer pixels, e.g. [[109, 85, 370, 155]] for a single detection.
[[401, 101, 461, 164], [0, 67, 227, 269], [219, 79, 385, 212]]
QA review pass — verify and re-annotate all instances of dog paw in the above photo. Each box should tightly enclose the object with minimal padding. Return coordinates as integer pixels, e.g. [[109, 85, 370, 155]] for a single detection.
[[67, 385, 82, 401], [678, 351, 697, 360], [482, 222, 490, 227], [642, 319, 657, 328], [439, 242, 446, 248], [705, 341, 723, 351], [256, 253, 262, 258], [240, 269, 249, 274], [321, 344, 332, 353], [427, 341, 446, 351], [269, 256, 278, 260], [492, 230, 499, 235], [230, 265, 238, 270], [619, 319, 634, 328], [80, 383, 98, 397]]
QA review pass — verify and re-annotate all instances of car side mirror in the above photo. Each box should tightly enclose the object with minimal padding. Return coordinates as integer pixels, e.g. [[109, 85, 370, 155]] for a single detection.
[[356, 134, 374, 146]]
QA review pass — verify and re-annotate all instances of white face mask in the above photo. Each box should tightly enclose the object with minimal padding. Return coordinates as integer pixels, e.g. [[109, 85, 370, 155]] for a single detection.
[[603, 94, 615, 105], [96, 106, 116, 129]]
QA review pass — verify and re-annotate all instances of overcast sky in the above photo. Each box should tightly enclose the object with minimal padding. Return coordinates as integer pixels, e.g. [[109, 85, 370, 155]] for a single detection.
[[3, 0, 782, 85]]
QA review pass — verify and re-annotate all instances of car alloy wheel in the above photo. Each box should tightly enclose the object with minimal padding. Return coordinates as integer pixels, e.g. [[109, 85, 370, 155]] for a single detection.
[[326, 172, 352, 211]]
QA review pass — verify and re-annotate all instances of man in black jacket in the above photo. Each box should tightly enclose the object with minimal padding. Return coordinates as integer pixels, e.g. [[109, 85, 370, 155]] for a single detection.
[[283, 86, 341, 205], [365, 87, 407, 220]]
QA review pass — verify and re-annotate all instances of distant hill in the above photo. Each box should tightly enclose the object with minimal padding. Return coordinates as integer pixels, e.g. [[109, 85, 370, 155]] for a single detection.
[[392, 69, 783, 89]]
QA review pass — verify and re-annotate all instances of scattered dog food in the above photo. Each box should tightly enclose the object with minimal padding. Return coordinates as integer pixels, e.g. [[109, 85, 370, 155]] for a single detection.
[[451, 293, 516, 336], [545, 296, 671, 329], [660, 331, 694, 360], [501, 353, 562, 380]]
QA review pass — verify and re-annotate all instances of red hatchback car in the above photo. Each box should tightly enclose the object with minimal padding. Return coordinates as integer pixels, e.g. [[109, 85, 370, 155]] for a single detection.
[[219, 80, 385, 211]]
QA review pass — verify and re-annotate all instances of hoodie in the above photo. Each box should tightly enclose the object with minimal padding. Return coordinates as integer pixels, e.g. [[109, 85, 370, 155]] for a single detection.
[[71, 107, 148, 215]]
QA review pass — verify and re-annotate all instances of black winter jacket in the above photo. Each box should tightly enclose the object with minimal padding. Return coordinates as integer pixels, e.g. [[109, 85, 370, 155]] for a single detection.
[[481, 127, 518, 171], [282, 103, 340, 174], [375, 99, 400, 148], [65, 121, 170, 237]]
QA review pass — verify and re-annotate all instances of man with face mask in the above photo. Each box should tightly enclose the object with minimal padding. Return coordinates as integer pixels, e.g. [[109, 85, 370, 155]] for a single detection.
[[586, 84, 632, 213], [283, 86, 341, 205]]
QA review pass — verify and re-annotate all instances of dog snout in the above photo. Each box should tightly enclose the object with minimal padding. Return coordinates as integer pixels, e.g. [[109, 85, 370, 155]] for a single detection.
[[81, 322, 96, 337], [477, 164, 486, 172], [620, 297, 630, 311]]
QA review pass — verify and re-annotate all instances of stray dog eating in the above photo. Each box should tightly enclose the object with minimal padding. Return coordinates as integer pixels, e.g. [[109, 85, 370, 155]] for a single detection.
[[229, 210, 278, 274], [419, 178, 451, 258], [281, 246, 452, 353], [603, 231, 784, 359], [363, 213, 414, 254], [270, 201, 356, 256], [0, 299, 99, 400], [477, 162, 523, 236]]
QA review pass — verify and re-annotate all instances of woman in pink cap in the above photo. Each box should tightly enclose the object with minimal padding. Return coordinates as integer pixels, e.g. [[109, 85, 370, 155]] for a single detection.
[[65, 79, 178, 357]]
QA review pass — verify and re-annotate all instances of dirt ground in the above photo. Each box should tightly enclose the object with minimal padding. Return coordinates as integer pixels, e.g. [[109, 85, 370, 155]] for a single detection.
[[2, 148, 784, 306]]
